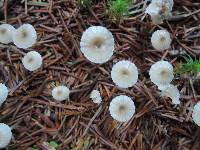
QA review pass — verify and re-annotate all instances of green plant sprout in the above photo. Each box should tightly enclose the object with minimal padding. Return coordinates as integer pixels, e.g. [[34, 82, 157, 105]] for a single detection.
[[176, 55, 200, 77], [108, 0, 132, 21], [49, 141, 59, 149], [78, 0, 91, 8]]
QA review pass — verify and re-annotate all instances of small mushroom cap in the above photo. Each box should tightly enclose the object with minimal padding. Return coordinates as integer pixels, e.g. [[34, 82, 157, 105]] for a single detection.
[[52, 86, 70, 101], [192, 102, 200, 126], [149, 60, 174, 87], [111, 60, 138, 88], [90, 90, 102, 104], [151, 30, 172, 50], [22, 51, 42, 71], [0, 24, 15, 44], [80, 26, 114, 64], [161, 84, 180, 104], [0, 83, 8, 105], [109, 95, 135, 122], [13, 24, 37, 49], [0, 123, 12, 148]]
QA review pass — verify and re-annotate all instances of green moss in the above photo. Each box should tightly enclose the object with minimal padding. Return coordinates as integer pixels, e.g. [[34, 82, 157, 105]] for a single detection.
[[176, 55, 200, 77], [108, 0, 132, 21], [49, 141, 59, 148]]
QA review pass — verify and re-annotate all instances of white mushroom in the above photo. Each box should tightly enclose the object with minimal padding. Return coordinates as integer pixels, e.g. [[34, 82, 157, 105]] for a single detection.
[[52, 85, 70, 101], [13, 24, 37, 48], [161, 84, 180, 105], [22, 51, 42, 71], [149, 60, 174, 88], [0, 83, 8, 105], [90, 90, 102, 104], [192, 102, 200, 126], [80, 26, 114, 64], [111, 60, 138, 88], [145, 0, 174, 24], [0, 123, 12, 148], [151, 30, 172, 51], [0, 24, 15, 44], [109, 95, 135, 122]]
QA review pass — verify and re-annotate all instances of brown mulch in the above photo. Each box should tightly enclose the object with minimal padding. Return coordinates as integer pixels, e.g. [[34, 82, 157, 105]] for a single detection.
[[0, 0, 200, 150]]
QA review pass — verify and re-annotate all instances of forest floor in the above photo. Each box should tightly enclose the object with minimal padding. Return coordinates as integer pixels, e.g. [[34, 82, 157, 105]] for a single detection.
[[0, 0, 200, 150]]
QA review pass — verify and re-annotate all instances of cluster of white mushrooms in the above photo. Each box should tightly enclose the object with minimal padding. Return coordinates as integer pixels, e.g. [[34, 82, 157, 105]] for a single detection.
[[145, 0, 174, 24], [0, 23, 42, 148], [0, 0, 199, 148], [0, 84, 12, 148], [79, 15, 199, 126], [0, 23, 42, 71]]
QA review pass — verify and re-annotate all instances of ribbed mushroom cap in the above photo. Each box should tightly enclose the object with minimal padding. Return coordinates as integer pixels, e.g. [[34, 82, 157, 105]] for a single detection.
[[109, 95, 135, 122], [22, 51, 42, 71], [0, 123, 12, 148], [151, 30, 172, 50], [111, 60, 138, 88], [80, 26, 114, 64], [13, 24, 37, 48], [52, 86, 70, 101]]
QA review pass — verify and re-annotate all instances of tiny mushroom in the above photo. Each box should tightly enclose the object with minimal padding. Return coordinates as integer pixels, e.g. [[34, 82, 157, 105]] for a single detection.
[[151, 30, 172, 51], [22, 51, 43, 71], [111, 60, 138, 88], [0, 123, 12, 148], [109, 95, 135, 122], [13, 24, 37, 49], [0, 83, 8, 105], [145, 0, 174, 24], [90, 90, 102, 104], [149, 60, 174, 88], [52, 85, 70, 101], [161, 84, 180, 105], [80, 26, 114, 64], [0, 24, 15, 44], [192, 102, 200, 126]]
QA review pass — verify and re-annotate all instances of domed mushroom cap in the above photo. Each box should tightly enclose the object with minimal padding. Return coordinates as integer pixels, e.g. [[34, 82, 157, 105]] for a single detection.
[[192, 102, 200, 126], [52, 86, 70, 101], [13, 24, 37, 48], [0, 123, 12, 148], [22, 51, 42, 71], [151, 30, 172, 50], [109, 95, 135, 122], [145, 0, 174, 24], [0, 83, 8, 105], [90, 90, 102, 104], [0, 24, 15, 44], [80, 26, 114, 64], [149, 60, 174, 87], [111, 60, 138, 88], [161, 84, 180, 104]]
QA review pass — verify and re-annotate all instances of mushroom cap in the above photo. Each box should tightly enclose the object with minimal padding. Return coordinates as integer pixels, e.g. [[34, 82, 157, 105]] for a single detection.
[[161, 84, 180, 104], [90, 90, 102, 104], [13, 24, 37, 49], [0, 123, 12, 148], [52, 86, 70, 101], [192, 102, 200, 126], [0, 83, 8, 105], [111, 60, 138, 88], [151, 30, 172, 50], [109, 95, 135, 122], [22, 51, 42, 71], [149, 60, 174, 87], [80, 26, 114, 64], [0, 24, 15, 44]]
